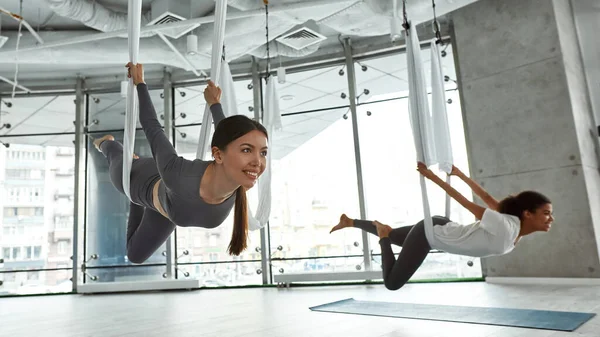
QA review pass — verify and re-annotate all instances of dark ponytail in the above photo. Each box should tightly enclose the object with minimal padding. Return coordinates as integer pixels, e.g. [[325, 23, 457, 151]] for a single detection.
[[498, 191, 551, 220], [228, 186, 248, 256]]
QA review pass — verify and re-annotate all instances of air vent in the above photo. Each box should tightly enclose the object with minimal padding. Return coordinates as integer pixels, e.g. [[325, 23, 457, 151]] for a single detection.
[[147, 11, 197, 39], [276, 27, 327, 50], [153, 13, 182, 25]]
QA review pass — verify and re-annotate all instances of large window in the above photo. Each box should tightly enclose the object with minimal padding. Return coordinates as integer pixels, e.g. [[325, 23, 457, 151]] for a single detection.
[[85, 88, 168, 285], [267, 65, 364, 276], [0, 132, 76, 295], [355, 46, 482, 279], [173, 79, 263, 287], [0, 42, 479, 296]]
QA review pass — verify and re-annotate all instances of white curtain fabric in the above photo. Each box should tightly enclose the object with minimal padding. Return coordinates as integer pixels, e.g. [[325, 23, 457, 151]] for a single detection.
[[430, 40, 454, 218], [263, 78, 283, 132], [122, 0, 142, 201], [405, 22, 436, 245], [430, 40, 453, 174], [248, 77, 282, 230], [196, 0, 228, 160], [406, 24, 457, 242], [219, 60, 239, 118]]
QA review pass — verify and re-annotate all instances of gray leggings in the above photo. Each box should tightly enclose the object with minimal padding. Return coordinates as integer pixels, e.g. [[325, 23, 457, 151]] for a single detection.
[[354, 216, 450, 290], [100, 140, 175, 264]]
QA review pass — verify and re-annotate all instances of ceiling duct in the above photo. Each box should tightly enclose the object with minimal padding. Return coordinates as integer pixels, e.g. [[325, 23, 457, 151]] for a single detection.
[[275, 26, 327, 50], [148, 0, 199, 39]]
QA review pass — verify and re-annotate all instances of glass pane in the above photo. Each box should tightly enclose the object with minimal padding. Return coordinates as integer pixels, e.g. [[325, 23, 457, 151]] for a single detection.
[[278, 65, 351, 113], [87, 89, 165, 132], [268, 107, 363, 263], [272, 256, 365, 276], [86, 130, 168, 270], [82, 265, 167, 283], [180, 261, 263, 287], [173, 124, 263, 263], [0, 270, 72, 296], [413, 252, 483, 280], [355, 47, 482, 279], [0, 135, 75, 291], [175, 81, 255, 126], [354, 42, 457, 98], [0, 95, 76, 135], [173, 77, 266, 265]]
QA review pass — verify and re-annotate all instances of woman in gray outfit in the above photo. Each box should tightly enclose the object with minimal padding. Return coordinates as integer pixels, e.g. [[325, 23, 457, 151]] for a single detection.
[[92, 63, 269, 263]]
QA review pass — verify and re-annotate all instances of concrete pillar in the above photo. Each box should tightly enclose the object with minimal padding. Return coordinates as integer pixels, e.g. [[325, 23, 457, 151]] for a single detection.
[[450, 0, 600, 278]]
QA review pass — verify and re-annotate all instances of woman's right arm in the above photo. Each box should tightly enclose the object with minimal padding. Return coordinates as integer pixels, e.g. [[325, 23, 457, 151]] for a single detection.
[[204, 81, 226, 126], [452, 166, 499, 210]]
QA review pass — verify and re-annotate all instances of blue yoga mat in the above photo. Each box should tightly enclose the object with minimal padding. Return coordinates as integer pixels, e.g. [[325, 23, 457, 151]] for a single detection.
[[309, 298, 595, 331]]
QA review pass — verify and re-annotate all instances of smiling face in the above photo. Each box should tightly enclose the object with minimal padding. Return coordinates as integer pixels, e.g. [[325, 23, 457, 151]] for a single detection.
[[214, 130, 268, 189], [522, 203, 554, 233]]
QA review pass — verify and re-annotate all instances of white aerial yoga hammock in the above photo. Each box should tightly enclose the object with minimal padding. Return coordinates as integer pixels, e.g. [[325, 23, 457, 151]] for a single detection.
[[217, 57, 239, 118], [122, 0, 142, 201], [193, 0, 278, 230], [196, 0, 228, 160], [430, 39, 454, 218], [404, 20, 454, 246], [216, 60, 281, 230], [249, 77, 282, 230]]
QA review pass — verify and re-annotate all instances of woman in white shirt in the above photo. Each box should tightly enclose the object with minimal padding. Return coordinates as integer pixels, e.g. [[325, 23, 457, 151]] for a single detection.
[[330, 162, 554, 290]]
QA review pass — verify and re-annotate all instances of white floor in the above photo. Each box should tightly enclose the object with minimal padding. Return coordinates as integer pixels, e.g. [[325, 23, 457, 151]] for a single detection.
[[2, 281, 600, 337]]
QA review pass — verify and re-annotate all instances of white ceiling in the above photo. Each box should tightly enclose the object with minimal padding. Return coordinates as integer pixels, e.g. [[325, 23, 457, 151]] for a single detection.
[[0, 42, 458, 160], [0, 0, 476, 87]]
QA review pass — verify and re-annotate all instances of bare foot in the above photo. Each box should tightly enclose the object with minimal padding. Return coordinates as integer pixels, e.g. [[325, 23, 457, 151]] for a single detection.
[[93, 135, 114, 152], [133, 153, 139, 159], [373, 220, 393, 238], [330, 214, 353, 233]]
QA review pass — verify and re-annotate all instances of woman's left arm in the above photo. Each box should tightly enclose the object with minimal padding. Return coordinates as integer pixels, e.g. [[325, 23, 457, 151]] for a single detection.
[[418, 162, 486, 220], [137, 83, 181, 179]]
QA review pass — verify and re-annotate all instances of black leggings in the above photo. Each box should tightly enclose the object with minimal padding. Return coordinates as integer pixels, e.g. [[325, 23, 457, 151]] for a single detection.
[[354, 216, 450, 290], [100, 140, 176, 264]]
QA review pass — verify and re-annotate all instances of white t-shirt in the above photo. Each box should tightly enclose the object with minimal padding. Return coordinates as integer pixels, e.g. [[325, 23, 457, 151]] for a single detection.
[[423, 208, 521, 257]]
